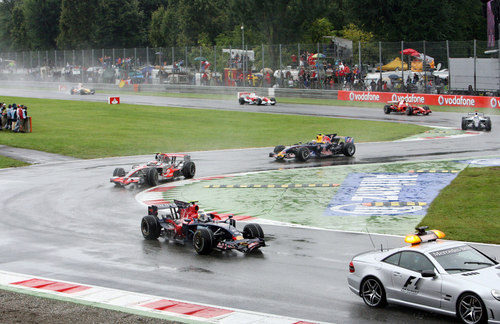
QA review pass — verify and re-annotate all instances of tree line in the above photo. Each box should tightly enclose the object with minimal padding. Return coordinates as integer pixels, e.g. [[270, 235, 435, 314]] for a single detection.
[[0, 0, 486, 51]]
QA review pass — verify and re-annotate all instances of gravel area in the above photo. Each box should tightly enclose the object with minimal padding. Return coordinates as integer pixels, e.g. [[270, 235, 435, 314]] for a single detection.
[[0, 289, 180, 324]]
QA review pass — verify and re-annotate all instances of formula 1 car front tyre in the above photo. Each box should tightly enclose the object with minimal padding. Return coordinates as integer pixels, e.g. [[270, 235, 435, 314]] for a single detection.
[[243, 223, 264, 239], [113, 167, 126, 177], [141, 215, 161, 239], [423, 106, 430, 115], [360, 277, 387, 308], [485, 118, 492, 131], [146, 168, 159, 186], [457, 293, 487, 324], [181, 161, 196, 179], [295, 147, 310, 162], [406, 107, 413, 115], [461, 118, 467, 130], [383, 105, 391, 114], [270, 97, 276, 105], [193, 227, 214, 255], [239, 97, 245, 105], [343, 142, 356, 157], [274, 145, 286, 154]]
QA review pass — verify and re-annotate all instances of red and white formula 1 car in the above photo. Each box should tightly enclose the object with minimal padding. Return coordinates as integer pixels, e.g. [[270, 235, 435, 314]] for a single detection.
[[384, 100, 431, 115], [110, 153, 196, 187], [238, 92, 276, 106]]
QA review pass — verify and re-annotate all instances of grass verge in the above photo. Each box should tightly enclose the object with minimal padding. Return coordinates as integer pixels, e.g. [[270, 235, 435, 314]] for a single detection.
[[0, 96, 429, 159], [99, 89, 500, 114], [0, 155, 29, 168], [419, 166, 500, 244]]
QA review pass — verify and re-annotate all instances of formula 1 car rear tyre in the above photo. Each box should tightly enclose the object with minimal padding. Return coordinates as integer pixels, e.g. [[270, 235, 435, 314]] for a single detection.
[[182, 161, 196, 179], [383, 105, 391, 114], [257, 98, 262, 105], [274, 145, 286, 154], [296, 147, 310, 162], [461, 118, 467, 130], [141, 215, 161, 239], [243, 223, 264, 239], [485, 118, 492, 131], [146, 168, 159, 186], [406, 107, 413, 115], [113, 167, 126, 177], [239, 97, 245, 105], [193, 227, 214, 255], [342, 142, 356, 157]]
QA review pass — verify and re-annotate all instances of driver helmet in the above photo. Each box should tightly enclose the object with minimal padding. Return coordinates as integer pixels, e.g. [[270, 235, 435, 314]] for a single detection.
[[198, 210, 209, 222], [78, 83, 83, 88], [316, 134, 324, 143]]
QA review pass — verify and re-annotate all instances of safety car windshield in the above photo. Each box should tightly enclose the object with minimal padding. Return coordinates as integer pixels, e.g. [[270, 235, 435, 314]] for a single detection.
[[430, 245, 496, 273]]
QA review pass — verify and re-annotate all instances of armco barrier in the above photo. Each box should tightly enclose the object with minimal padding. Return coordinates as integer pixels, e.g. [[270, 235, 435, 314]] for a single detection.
[[338, 90, 500, 109]]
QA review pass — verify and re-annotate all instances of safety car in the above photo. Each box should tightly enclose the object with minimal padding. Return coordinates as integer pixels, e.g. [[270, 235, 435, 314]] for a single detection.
[[384, 100, 431, 115], [269, 133, 355, 161], [141, 200, 266, 255], [461, 112, 492, 131], [110, 153, 195, 187], [347, 226, 500, 324], [238, 92, 276, 105]]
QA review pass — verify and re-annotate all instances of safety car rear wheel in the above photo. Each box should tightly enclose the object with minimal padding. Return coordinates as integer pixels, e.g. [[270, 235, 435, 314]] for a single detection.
[[274, 145, 286, 154], [181, 161, 196, 179], [457, 293, 487, 324], [146, 168, 159, 186], [383, 105, 391, 114], [113, 167, 126, 177], [485, 118, 492, 131], [360, 277, 387, 308], [342, 142, 356, 157], [295, 147, 310, 162], [193, 227, 214, 255], [243, 223, 264, 239], [141, 215, 161, 239]]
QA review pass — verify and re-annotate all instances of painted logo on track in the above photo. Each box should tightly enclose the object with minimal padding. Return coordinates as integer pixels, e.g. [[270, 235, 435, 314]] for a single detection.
[[325, 173, 458, 216]]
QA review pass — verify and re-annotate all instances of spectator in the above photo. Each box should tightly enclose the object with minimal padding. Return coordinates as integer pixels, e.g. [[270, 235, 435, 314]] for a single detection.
[[0, 103, 5, 130], [14, 104, 25, 133], [370, 80, 376, 91]]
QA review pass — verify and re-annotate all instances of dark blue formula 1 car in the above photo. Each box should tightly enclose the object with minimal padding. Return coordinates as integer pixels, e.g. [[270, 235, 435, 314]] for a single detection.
[[140, 200, 265, 255], [269, 133, 355, 161]]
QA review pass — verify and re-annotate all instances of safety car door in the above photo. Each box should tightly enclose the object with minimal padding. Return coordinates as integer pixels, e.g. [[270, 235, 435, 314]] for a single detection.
[[391, 251, 442, 308]]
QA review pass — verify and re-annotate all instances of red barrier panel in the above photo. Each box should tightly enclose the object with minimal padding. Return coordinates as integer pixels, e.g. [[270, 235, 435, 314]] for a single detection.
[[338, 91, 500, 109]]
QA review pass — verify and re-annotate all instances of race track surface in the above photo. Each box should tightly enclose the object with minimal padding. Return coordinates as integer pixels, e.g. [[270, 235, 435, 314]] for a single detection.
[[0, 87, 499, 323]]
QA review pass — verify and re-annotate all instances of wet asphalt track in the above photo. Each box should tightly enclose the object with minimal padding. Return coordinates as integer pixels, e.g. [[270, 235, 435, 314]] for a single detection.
[[0, 88, 499, 323]]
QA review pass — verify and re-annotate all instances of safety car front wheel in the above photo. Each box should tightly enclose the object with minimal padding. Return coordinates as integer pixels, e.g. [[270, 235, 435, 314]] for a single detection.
[[141, 215, 161, 239], [193, 227, 214, 255], [457, 293, 487, 324], [360, 277, 387, 308]]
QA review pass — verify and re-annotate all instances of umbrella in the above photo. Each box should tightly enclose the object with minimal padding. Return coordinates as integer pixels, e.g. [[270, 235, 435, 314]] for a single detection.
[[260, 68, 273, 74], [388, 74, 400, 79], [194, 57, 207, 61], [311, 53, 326, 59], [401, 48, 419, 56]]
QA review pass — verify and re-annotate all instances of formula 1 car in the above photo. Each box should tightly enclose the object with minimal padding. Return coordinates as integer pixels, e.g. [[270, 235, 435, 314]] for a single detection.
[[461, 112, 492, 131], [269, 133, 355, 161], [384, 100, 431, 115], [110, 153, 196, 187], [70, 85, 95, 95], [238, 92, 276, 105], [348, 226, 500, 324], [141, 200, 265, 255]]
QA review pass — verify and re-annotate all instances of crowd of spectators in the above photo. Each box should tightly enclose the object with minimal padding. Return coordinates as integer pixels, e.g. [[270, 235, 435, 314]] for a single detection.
[[0, 102, 29, 133]]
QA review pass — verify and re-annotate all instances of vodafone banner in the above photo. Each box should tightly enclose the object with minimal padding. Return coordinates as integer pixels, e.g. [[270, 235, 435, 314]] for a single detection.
[[338, 91, 500, 109]]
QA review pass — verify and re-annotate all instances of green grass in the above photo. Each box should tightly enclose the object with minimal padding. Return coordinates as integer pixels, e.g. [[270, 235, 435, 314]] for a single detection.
[[100, 89, 500, 114], [419, 166, 500, 244], [0, 155, 29, 168], [0, 96, 429, 159]]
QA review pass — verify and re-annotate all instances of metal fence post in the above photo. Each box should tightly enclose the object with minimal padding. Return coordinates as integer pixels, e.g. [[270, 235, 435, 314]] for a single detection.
[[358, 41, 361, 76], [446, 40, 450, 90], [474, 39, 477, 93], [134, 48, 136, 66], [379, 41, 382, 89], [185, 46, 188, 72], [498, 26, 500, 94], [112, 48, 115, 65], [146, 46, 149, 65], [172, 46, 174, 66], [102, 48, 104, 65], [92, 49, 94, 67], [401, 41, 404, 83], [262, 44, 264, 70], [38, 51, 40, 68], [123, 48, 125, 60], [214, 45, 217, 76], [423, 40, 427, 93]]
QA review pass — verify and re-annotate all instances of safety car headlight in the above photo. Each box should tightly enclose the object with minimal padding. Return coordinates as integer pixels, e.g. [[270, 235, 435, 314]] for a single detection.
[[492, 289, 500, 301]]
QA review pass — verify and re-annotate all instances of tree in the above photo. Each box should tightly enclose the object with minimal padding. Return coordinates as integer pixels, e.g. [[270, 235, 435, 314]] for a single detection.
[[22, 0, 61, 50], [10, 4, 29, 50], [57, 0, 98, 49], [309, 18, 333, 44], [340, 23, 374, 42], [0, 0, 17, 50]]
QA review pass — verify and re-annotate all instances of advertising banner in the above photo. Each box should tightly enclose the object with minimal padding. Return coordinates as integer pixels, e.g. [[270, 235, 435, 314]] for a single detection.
[[338, 90, 500, 109]]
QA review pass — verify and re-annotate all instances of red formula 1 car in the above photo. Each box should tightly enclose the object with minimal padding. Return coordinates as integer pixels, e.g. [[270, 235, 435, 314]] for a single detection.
[[110, 153, 196, 187], [384, 100, 431, 115], [238, 92, 276, 105], [141, 200, 265, 254]]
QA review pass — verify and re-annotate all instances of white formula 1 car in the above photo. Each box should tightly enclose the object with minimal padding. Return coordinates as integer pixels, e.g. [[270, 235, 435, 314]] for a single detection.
[[238, 92, 276, 106], [461, 112, 492, 131]]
